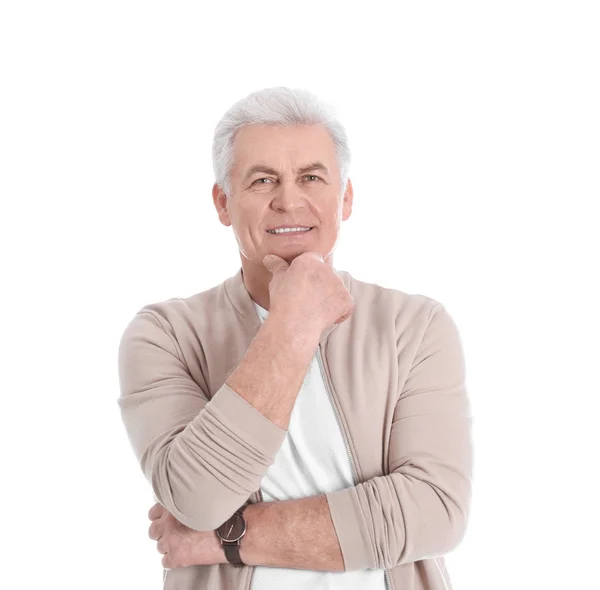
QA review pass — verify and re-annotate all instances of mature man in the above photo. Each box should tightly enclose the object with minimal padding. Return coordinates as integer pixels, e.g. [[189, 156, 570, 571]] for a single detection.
[[117, 86, 473, 590]]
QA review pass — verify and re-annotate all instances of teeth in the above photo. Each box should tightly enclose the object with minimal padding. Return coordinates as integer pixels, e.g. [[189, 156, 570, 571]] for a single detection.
[[268, 227, 311, 234]]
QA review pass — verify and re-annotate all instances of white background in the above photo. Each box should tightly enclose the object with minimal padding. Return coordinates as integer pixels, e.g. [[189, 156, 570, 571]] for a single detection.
[[1, 1, 598, 588]]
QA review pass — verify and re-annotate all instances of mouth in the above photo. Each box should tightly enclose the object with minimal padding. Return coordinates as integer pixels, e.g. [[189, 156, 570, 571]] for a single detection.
[[266, 227, 314, 236]]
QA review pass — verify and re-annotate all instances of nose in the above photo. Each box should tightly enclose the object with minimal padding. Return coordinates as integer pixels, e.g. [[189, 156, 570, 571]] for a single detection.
[[270, 179, 307, 212]]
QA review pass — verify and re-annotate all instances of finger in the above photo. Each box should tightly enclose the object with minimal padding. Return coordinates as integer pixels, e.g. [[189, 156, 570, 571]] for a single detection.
[[148, 521, 162, 541], [148, 502, 164, 521], [263, 254, 288, 274], [157, 537, 168, 555]]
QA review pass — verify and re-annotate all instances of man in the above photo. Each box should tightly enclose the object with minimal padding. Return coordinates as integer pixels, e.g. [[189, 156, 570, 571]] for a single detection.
[[117, 86, 473, 590]]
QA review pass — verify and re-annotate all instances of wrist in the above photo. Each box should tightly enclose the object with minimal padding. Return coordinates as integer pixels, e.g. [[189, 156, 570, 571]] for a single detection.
[[213, 531, 229, 564], [267, 309, 323, 344]]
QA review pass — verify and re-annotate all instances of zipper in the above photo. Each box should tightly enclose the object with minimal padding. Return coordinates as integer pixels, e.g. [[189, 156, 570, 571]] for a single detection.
[[316, 346, 393, 590], [315, 346, 359, 486]]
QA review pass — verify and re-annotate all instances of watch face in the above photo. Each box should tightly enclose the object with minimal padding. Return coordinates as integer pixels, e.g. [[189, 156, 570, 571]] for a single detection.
[[217, 513, 246, 542]]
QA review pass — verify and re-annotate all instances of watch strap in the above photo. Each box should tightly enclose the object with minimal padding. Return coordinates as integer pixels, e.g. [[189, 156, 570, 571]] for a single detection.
[[220, 505, 248, 568], [223, 541, 245, 567]]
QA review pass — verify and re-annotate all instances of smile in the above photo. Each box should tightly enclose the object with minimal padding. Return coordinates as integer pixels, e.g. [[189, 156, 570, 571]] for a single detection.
[[266, 227, 314, 235]]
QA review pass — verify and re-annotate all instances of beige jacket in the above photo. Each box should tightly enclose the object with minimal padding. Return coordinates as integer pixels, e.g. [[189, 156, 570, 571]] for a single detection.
[[117, 267, 473, 589]]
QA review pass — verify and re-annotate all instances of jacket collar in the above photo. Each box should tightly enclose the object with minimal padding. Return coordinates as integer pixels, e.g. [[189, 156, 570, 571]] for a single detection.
[[224, 266, 353, 343]]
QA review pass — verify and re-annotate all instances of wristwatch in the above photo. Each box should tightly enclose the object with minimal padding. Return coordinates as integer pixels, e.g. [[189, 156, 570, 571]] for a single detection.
[[215, 504, 249, 567]]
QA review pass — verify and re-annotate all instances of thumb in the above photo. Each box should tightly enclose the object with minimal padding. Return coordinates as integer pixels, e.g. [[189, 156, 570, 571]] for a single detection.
[[263, 254, 289, 275]]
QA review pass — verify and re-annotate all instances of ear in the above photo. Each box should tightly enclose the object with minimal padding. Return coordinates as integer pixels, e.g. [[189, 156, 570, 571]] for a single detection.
[[341, 177, 353, 221], [212, 182, 232, 227]]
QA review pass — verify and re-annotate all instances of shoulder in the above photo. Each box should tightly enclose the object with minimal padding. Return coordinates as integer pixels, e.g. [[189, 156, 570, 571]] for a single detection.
[[120, 279, 228, 342], [340, 269, 442, 326], [342, 271, 462, 364]]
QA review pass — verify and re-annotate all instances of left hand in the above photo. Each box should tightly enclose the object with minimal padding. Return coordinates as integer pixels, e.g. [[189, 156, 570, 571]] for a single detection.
[[147, 502, 226, 570]]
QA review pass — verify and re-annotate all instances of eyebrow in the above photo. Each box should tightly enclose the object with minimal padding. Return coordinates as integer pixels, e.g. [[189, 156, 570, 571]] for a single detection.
[[243, 161, 329, 182]]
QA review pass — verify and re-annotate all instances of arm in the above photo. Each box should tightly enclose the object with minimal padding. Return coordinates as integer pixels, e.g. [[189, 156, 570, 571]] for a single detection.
[[221, 303, 472, 572], [324, 302, 473, 571], [226, 309, 322, 430], [238, 495, 345, 572], [117, 307, 322, 532]]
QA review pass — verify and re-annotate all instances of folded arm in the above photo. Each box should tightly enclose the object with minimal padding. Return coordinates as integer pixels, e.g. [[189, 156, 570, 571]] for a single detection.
[[238, 495, 345, 571], [235, 303, 473, 572], [117, 308, 289, 532], [326, 302, 473, 570], [121, 300, 472, 572]]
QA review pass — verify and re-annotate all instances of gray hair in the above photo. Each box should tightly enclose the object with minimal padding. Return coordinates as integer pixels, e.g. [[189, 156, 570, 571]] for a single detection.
[[211, 86, 351, 199]]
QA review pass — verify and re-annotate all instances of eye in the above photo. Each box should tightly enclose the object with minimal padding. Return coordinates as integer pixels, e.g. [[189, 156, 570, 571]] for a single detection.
[[251, 175, 321, 186]]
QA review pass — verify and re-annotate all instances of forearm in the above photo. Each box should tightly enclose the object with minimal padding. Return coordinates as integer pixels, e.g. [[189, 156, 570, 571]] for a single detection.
[[238, 495, 345, 572], [226, 310, 322, 430]]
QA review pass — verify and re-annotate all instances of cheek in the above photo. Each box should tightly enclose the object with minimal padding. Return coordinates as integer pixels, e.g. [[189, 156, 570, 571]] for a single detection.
[[322, 211, 342, 227]]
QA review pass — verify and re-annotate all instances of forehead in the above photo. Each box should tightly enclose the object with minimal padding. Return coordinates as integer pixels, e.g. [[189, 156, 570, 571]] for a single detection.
[[233, 124, 336, 169]]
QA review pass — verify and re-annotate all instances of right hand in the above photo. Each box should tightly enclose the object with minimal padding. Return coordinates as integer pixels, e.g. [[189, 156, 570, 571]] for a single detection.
[[262, 252, 355, 331]]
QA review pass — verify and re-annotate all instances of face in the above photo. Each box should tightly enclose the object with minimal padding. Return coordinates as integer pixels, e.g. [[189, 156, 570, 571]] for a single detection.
[[212, 124, 353, 268]]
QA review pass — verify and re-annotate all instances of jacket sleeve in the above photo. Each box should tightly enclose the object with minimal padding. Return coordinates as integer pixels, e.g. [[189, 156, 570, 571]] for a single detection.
[[116, 308, 288, 532], [325, 302, 473, 571]]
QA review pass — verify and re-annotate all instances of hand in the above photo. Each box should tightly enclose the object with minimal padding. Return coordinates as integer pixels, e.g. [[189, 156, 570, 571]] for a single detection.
[[262, 252, 355, 330], [147, 502, 226, 569]]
